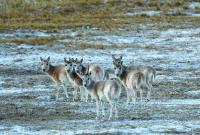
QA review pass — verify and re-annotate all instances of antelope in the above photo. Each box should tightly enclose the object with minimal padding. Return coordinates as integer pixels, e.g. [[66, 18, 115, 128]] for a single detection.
[[64, 58, 88, 102], [82, 72, 121, 120], [40, 56, 69, 101], [73, 58, 109, 81], [112, 55, 156, 101], [113, 61, 145, 104]]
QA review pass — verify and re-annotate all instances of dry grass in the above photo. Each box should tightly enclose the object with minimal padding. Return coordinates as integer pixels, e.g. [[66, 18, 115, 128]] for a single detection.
[[0, 0, 197, 31], [0, 38, 177, 50], [0, 36, 58, 45], [61, 41, 177, 51]]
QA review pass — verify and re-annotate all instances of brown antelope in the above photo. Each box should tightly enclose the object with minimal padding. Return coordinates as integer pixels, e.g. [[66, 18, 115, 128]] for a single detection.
[[73, 58, 109, 81], [112, 55, 156, 101], [64, 58, 88, 102], [82, 72, 121, 120], [40, 56, 69, 101], [113, 61, 145, 104]]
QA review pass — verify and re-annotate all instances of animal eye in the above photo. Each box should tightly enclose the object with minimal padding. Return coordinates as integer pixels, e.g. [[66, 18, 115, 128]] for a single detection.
[[114, 67, 116, 70]]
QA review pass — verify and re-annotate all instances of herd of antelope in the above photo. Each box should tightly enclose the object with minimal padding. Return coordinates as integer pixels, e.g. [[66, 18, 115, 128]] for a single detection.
[[40, 55, 156, 120]]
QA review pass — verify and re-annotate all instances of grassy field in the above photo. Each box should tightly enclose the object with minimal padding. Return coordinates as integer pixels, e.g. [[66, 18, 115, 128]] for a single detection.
[[1, 0, 200, 46], [1, 0, 200, 31]]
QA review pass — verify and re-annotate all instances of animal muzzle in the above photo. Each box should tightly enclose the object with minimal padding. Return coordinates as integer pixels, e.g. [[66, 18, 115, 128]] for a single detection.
[[116, 73, 120, 77], [83, 83, 87, 87], [75, 69, 79, 73], [42, 69, 45, 72], [80, 72, 84, 75]]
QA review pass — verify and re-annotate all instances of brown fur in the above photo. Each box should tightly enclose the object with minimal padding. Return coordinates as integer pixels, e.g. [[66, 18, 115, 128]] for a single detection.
[[115, 65, 145, 104], [64, 58, 88, 101], [40, 57, 69, 101], [119, 69, 128, 87], [95, 65, 101, 80], [68, 70, 83, 86], [48, 65, 67, 82], [73, 58, 108, 80], [83, 77, 121, 120], [95, 66, 100, 74], [126, 65, 156, 83], [112, 55, 156, 101]]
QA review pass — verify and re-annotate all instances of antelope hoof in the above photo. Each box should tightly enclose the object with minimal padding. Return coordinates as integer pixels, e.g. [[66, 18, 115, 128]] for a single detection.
[[126, 101, 130, 105], [95, 116, 99, 120], [145, 99, 150, 102], [54, 100, 58, 104], [108, 117, 112, 121], [55, 98, 58, 102]]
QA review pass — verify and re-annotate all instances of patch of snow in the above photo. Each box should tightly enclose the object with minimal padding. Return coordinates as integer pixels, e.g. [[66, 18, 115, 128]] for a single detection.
[[189, 2, 200, 9], [186, 122, 200, 130], [36, 95, 52, 101], [0, 33, 16, 38], [160, 28, 200, 38], [149, 99, 200, 105], [11, 125, 30, 133], [0, 77, 5, 85], [0, 125, 10, 131], [74, 127, 149, 134], [32, 31, 49, 37], [185, 90, 200, 97], [0, 29, 81, 40], [0, 87, 51, 96], [150, 124, 192, 133], [95, 35, 137, 44], [187, 13, 200, 17], [124, 11, 160, 16], [1, 120, 200, 135], [17, 44, 34, 49]]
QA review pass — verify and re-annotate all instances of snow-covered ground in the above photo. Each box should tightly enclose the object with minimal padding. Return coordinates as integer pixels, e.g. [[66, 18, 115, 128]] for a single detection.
[[1, 119, 200, 134]]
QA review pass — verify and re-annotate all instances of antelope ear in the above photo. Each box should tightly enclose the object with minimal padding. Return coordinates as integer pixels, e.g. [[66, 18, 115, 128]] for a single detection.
[[40, 57, 43, 61], [71, 58, 75, 62], [84, 67, 89, 75], [112, 55, 116, 60], [70, 58, 73, 63], [112, 60, 116, 64], [47, 56, 50, 61], [80, 58, 83, 63], [64, 58, 67, 63]]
